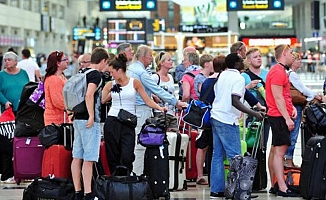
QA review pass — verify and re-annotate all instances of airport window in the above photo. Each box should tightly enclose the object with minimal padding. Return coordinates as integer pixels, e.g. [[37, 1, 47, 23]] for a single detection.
[[10, 0, 18, 7], [58, 5, 64, 19], [23, 0, 31, 10], [34, 0, 40, 12], [52, 3, 57, 17]]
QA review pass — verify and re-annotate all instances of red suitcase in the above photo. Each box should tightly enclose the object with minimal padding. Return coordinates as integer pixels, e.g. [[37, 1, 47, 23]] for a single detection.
[[99, 140, 111, 176], [13, 136, 45, 184], [178, 110, 198, 181], [41, 144, 72, 179], [184, 127, 198, 181], [42, 112, 73, 179]]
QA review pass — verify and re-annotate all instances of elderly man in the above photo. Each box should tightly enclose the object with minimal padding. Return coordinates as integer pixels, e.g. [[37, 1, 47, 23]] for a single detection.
[[77, 53, 92, 71], [117, 43, 134, 63], [127, 45, 186, 175]]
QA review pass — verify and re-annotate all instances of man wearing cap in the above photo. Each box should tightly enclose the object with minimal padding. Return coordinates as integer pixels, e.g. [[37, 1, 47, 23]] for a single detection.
[[209, 53, 263, 198]]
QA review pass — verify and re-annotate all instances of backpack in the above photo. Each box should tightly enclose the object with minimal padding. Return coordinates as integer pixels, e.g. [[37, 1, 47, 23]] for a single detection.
[[63, 68, 102, 113]]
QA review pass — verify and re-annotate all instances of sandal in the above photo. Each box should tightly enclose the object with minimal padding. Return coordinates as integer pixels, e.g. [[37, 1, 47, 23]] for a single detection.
[[196, 178, 208, 185]]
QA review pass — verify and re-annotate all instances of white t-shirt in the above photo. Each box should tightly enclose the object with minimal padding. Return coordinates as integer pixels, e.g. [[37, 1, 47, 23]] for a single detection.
[[211, 69, 245, 125], [17, 59, 39, 82], [151, 73, 175, 115]]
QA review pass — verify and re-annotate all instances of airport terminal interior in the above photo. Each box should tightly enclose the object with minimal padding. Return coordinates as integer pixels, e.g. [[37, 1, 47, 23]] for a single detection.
[[1, 0, 326, 199]]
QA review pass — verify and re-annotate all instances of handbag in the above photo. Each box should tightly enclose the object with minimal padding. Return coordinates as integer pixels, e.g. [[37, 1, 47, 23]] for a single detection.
[[22, 176, 75, 200], [0, 107, 15, 139], [290, 83, 307, 105], [116, 90, 137, 128], [14, 121, 42, 137], [94, 165, 154, 200], [182, 72, 221, 129], [38, 123, 64, 148], [29, 80, 45, 109], [117, 109, 137, 128]]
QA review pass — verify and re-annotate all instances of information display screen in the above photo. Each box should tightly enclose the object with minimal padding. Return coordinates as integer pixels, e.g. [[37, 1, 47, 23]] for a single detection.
[[227, 0, 284, 11], [107, 18, 146, 44], [100, 0, 157, 11]]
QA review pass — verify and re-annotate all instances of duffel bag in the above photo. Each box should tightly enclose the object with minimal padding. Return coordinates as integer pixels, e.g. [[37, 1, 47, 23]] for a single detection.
[[22, 176, 75, 200], [94, 165, 154, 200]]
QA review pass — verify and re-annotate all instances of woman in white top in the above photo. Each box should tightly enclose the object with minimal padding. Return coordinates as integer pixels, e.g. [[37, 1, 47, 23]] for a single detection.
[[101, 53, 166, 174], [151, 51, 178, 131], [284, 52, 323, 167]]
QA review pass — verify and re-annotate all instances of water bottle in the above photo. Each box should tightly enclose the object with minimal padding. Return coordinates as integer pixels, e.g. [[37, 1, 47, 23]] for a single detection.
[[257, 86, 266, 100]]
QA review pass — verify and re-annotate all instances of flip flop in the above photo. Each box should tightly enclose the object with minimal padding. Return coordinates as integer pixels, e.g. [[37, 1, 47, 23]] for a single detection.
[[196, 178, 208, 185]]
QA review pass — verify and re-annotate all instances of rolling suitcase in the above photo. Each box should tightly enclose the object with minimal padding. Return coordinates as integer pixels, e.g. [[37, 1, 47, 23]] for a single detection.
[[300, 135, 326, 199], [13, 136, 45, 184], [143, 143, 170, 199], [42, 112, 74, 179], [167, 131, 188, 190], [247, 118, 267, 191], [99, 140, 111, 176]]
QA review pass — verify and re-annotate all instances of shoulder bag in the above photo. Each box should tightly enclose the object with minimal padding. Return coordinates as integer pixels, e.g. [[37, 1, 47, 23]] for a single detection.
[[182, 72, 221, 129], [288, 71, 307, 105], [116, 88, 137, 128]]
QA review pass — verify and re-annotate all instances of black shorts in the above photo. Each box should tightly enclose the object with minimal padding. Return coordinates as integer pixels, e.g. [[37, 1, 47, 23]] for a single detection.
[[195, 128, 213, 149], [268, 116, 291, 146]]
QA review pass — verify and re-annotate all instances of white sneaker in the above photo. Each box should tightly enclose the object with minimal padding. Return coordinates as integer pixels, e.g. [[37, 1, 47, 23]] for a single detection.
[[2, 177, 16, 184]]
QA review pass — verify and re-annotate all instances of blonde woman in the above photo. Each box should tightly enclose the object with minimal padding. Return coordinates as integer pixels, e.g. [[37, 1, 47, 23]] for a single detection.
[[151, 51, 178, 132]]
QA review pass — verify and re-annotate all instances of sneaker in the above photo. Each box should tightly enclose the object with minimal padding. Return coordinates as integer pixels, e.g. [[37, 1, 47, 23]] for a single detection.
[[277, 189, 300, 197], [210, 192, 225, 198], [2, 177, 16, 184]]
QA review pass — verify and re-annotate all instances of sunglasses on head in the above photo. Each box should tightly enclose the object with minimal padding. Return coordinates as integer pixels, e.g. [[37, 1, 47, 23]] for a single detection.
[[159, 51, 165, 60]]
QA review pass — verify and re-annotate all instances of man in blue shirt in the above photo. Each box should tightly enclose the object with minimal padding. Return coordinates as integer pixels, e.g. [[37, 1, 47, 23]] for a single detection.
[[127, 45, 187, 175]]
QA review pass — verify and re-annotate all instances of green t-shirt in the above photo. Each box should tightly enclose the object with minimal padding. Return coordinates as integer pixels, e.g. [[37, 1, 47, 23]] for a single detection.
[[0, 69, 29, 112]]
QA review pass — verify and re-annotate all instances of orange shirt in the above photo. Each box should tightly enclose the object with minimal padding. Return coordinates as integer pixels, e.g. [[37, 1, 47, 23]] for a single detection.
[[44, 75, 68, 126]]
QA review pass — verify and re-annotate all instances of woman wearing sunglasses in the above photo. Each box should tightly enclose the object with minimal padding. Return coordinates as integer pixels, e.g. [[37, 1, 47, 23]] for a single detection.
[[43, 51, 69, 126]]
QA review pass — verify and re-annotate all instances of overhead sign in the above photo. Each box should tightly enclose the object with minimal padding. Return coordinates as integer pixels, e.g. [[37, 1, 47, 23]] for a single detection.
[[73, 27, 101, 41], [227, 0, 284, 11], [179, 25, 228, 33], [100, 0, 157, 11], [242, 37, 297, 46]]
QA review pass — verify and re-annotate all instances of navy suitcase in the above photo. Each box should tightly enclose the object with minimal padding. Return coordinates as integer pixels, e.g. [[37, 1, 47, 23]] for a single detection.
[[300, 135, 326, 199]]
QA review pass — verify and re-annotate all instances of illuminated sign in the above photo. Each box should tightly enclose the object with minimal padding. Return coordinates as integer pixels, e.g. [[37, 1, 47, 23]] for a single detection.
[[242, 37, 297, 46], [227, 0, 284, 11], [179, 25, 228, 33], [107, 18, 147, 44], [100, 0, 157, 11], [73, 27, 101, 41]]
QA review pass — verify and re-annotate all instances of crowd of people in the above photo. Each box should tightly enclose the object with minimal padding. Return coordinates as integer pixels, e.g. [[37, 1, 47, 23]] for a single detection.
[[0, 42, 324, 200]]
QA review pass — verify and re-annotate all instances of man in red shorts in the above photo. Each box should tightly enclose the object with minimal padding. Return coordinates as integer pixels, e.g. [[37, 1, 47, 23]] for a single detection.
[[265, 44, 299, 197]]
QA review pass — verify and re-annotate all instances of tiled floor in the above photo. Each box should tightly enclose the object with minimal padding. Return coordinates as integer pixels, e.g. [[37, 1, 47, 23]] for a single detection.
[[0, 128, 303, 200]]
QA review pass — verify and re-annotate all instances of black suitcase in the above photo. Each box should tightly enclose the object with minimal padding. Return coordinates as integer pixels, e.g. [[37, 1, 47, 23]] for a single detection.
[[247, 118, 267, 191], [247, 147, 267, 191], [300, 135, 326, 199], [143, 143, 170, 199]]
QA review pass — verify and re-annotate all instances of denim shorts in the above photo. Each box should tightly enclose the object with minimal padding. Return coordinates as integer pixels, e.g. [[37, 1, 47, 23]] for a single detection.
[[72, 120, 101, 162]]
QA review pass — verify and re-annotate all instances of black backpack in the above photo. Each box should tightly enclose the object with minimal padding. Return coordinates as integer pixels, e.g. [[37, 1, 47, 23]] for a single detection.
[[14, 82, 45, 137]]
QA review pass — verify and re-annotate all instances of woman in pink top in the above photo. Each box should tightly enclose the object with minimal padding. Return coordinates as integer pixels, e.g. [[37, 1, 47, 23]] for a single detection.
[[181, 52, 201, 102], [44, 51, 69, 126]]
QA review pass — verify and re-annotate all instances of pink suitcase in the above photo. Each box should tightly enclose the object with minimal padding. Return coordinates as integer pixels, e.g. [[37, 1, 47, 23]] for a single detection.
[[13, 136, 45, 185]]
